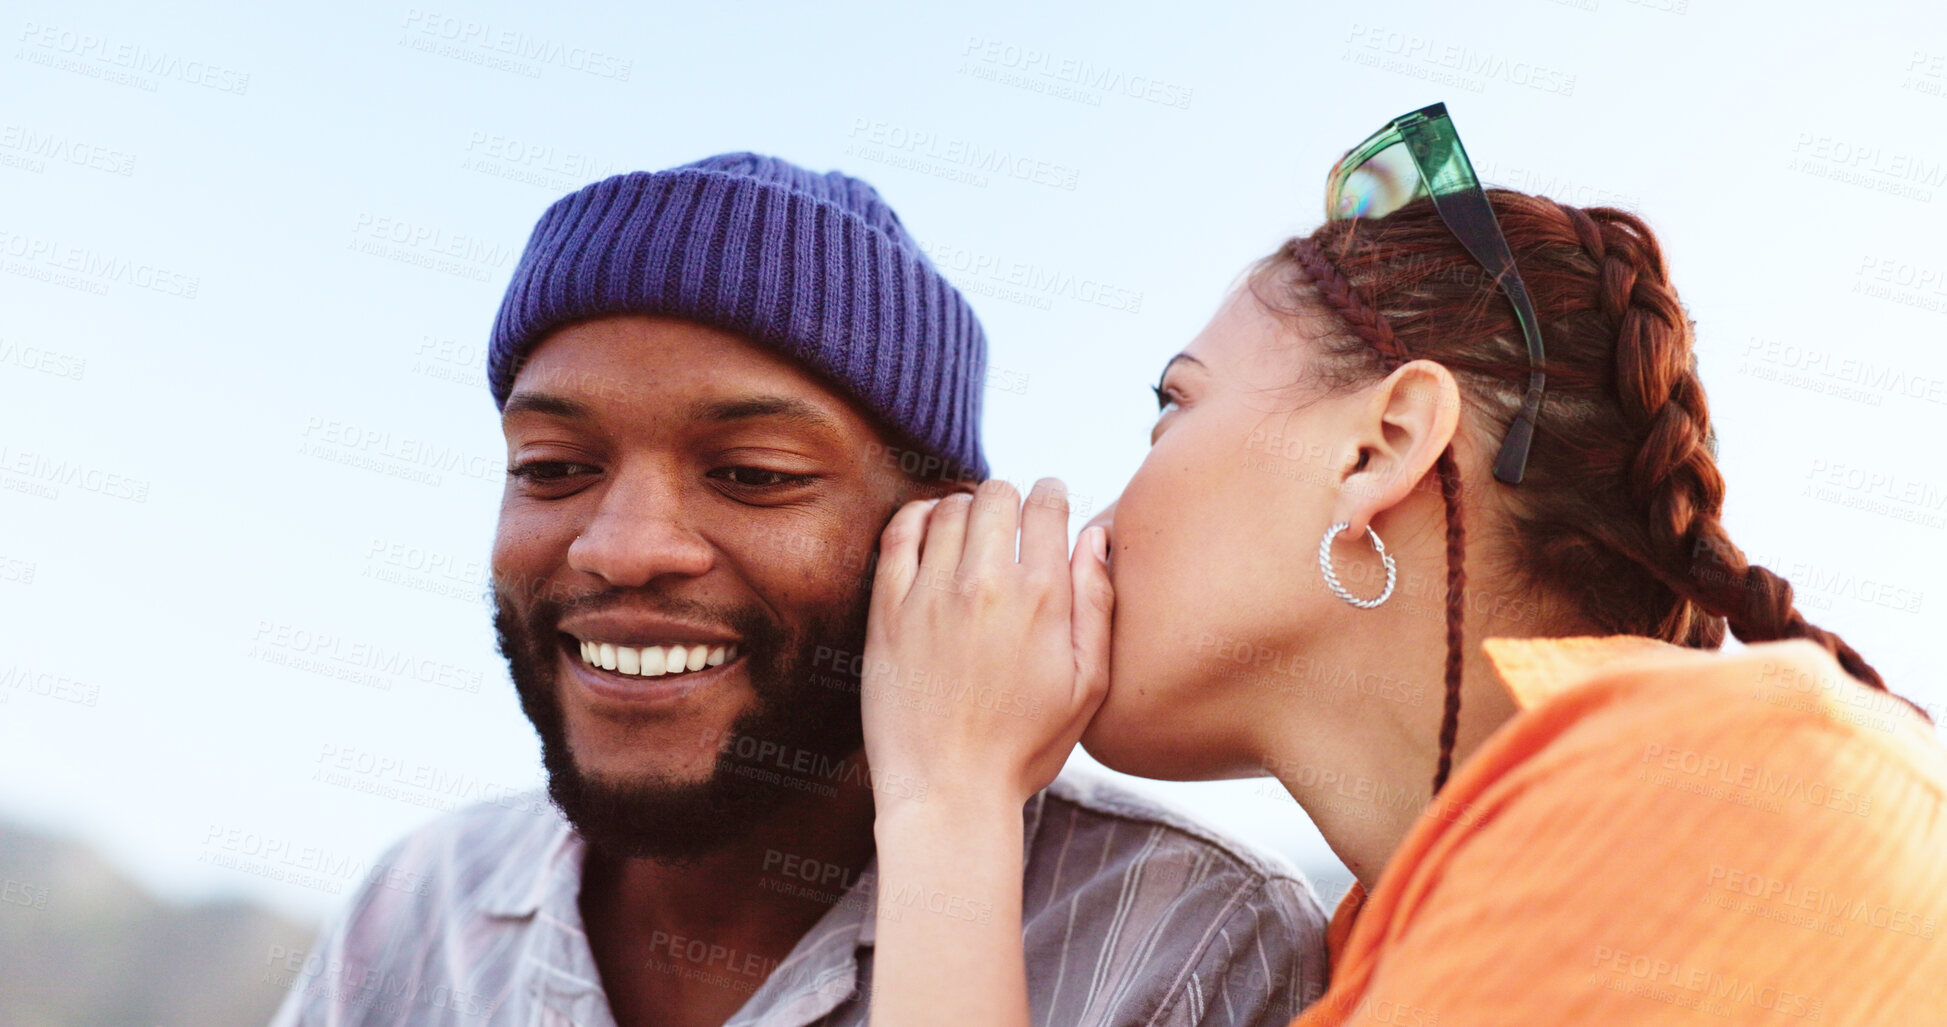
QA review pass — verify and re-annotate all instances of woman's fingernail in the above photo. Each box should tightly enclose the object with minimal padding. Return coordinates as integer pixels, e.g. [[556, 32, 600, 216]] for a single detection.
[[1090, 526, 1108, 560]]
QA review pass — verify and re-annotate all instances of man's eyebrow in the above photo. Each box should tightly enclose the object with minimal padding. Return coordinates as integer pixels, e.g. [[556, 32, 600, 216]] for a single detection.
[[694, 395, 844, 434], [502, 390, 845, 435], [501, 391, 594, 422]]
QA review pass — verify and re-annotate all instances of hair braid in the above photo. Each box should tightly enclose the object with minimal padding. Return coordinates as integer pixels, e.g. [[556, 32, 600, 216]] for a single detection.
[[1289, 238, 1406, 364], [1432, 444, 1467, 793], [1290, 238, 1469, 795], [1558, 203, 1899, 699]]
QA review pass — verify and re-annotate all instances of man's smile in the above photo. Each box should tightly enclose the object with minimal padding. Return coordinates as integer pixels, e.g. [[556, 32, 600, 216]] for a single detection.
[[557, 630, 747, 707]]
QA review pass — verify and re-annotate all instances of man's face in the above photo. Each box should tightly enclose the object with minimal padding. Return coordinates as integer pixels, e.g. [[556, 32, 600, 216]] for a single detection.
[[491, 315, 924, 860]]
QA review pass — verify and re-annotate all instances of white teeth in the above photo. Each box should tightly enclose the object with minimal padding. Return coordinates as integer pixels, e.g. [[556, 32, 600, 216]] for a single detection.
[[577, 639, 738, 678]]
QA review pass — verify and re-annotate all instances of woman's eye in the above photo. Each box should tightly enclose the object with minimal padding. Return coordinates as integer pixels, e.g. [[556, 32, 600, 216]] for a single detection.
[[710, 467, 815, 489], [1152, 383, 1181, 414]]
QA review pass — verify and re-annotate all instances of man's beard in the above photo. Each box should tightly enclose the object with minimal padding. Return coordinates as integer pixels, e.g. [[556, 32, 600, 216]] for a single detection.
[[491, 580, 868, 863]]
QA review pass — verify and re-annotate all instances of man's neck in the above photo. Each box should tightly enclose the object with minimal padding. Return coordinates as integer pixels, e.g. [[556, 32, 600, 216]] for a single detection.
[[578, 770, 880, 1027]]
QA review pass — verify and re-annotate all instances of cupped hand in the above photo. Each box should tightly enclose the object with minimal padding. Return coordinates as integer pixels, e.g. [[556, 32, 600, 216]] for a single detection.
[[861, 478, 1113, 814]]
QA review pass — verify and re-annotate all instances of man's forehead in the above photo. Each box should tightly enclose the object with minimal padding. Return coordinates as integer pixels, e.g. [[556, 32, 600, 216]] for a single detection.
[[502, 317, 865, 435]]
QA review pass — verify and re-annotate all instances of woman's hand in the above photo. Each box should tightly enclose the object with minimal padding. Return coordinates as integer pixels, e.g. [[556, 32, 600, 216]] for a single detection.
[[861, 477, 1112, 1027], [862, 477, 1114, 814]]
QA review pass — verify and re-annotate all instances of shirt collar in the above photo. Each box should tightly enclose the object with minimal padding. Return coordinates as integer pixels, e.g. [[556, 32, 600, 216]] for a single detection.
[[479, 802, 579, 919], [1481, 634, 1689, 711]]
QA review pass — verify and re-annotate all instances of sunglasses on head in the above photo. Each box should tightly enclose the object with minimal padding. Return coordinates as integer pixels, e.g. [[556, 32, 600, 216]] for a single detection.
[[1324, 102, 1545, 485]]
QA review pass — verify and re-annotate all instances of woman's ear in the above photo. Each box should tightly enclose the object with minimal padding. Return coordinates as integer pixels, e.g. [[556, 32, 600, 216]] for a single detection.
[[1331, 360, 1461, 536]]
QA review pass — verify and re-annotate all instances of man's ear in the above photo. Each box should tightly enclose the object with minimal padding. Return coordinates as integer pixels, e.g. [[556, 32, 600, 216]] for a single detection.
[[1331, 359, 1461, 536], [902, 478, 979, 504]]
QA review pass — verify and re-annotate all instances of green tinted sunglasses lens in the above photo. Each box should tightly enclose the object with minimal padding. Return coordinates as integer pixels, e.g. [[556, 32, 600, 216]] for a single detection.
[[1328, 136, 1423, 219]]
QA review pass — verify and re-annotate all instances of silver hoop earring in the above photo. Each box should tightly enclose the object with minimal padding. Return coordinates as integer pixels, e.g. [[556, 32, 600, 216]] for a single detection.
[[1318, 522, 1396, 609]]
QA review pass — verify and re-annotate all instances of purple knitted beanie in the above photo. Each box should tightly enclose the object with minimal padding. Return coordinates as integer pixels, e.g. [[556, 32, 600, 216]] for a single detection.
[[487, 152, 988, 481]]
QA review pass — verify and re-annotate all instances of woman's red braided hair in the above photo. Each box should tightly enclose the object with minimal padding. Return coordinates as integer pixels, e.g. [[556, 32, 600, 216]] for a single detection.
[[1262, 193, 1921, 795], [1288, 237, 1471, 793]]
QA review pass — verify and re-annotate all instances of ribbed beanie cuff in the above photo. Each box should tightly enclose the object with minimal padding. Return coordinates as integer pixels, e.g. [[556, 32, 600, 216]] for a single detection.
[[488, 153, 988, 481]]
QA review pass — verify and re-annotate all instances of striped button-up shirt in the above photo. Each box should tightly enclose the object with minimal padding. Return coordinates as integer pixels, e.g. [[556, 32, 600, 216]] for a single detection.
[[269, 770, 1328, 1026]]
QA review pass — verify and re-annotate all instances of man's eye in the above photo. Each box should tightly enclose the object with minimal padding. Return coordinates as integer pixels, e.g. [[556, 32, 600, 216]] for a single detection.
[[508, 461, 598, 484], [710, 467, 816, 489]]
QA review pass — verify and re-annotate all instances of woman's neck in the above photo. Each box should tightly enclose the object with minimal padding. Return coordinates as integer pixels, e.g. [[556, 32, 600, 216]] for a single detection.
[[1258, 615, 1525, 892]]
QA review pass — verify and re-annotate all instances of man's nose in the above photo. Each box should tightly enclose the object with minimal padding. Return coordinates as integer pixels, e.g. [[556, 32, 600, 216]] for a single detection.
[[567, 475, 714, 588]]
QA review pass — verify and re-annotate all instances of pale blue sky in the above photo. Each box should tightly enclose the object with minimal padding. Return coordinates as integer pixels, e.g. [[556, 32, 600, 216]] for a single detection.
[[3, 0, 1944, 922]]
